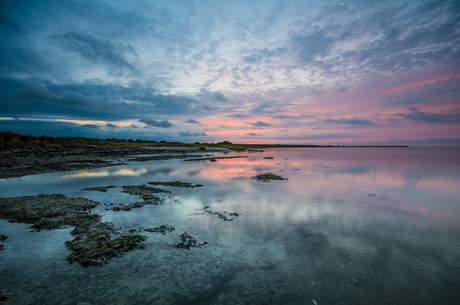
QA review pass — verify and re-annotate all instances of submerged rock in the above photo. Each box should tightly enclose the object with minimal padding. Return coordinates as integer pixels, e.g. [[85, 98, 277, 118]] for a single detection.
[[0, 289, 10, 302], [175, 232, 208, 249], [211, 269, 287, 305], [204, 207, 240, 221]]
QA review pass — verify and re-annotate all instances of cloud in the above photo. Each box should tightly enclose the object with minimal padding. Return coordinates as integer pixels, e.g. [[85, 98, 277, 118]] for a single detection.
[[246, 133, 261, 136], [324, 118, 375, 125], [81, 124, 99, 129], [130, 124, 138, 128], [186, 119, 200, 124], [53, 32, 137, 73], [397, 112, 460, 123], [291, 30, 334, 63], [227, 114, 250, 118], [275, 134, 356, 140], [179, 131, 207, 137], [241, 47, 287, 64], [271, 114, 316, 119], [247, 121, 271, 127], [313, 127, 326, 130], [251, 101, 290, 115], [0, 78, 210, 121], [213, 92, 227, 102], [106, 123, 117, 128], [139, 119, 174, 128]]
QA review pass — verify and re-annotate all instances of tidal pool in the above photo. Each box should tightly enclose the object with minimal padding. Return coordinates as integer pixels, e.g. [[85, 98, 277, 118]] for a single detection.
[[0, 147, 459, 304]]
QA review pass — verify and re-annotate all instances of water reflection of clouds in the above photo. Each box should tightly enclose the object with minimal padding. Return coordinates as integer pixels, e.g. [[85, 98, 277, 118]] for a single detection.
[[413, 177, 460, 193], [62, 167, 148, 178]]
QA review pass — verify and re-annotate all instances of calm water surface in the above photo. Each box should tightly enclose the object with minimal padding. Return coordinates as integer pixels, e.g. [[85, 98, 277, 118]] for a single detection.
[[0, 147, 459, 304]]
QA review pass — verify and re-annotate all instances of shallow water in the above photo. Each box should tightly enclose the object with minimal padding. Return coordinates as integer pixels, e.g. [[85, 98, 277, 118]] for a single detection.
[[1, 147, 459, 304]]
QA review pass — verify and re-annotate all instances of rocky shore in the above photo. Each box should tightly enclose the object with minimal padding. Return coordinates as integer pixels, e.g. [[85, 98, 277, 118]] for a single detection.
[[0, 147, 210, 179]]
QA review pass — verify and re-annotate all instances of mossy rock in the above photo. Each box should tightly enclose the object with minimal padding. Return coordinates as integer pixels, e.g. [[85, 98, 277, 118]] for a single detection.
[[66, 233, 147, 267], [251, 172, 287, 182], [147, 181, 203, 188]]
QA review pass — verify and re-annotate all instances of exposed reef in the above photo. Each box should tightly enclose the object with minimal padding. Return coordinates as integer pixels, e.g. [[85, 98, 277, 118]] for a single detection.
[[0, 147, 203, 179], [65, 224, 147, 267], [0, 194, 100, 231], [81, 184, 169, 212], [0, 194, 147, 266], [144, 224, 176, 235], [251, 172, 287, 182], [148, 181, 204, 188]]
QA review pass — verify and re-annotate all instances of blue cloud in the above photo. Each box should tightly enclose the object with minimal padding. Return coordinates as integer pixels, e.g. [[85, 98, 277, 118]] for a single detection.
[[186, 119, 200, 124], [241, 47, 287, 64], [179, 131, 207, 137], [324, 118, 375, 125], [213, 92, 227, 102], [291, 30, 334, 63], [81, 124, 100, 129], [139, 119, 174, 128], [247, 121, 271, 127], [398, 112, 460, 123], [53, 32, 137, 73], [227, 114, 250, 118]]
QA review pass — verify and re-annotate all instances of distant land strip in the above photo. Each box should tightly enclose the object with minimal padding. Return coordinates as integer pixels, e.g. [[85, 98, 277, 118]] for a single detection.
[[0, 131, 409, 150]]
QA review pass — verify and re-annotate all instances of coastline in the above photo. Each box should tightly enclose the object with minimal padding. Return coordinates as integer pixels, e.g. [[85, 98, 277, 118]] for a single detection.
[[0, 146, 229, 180]]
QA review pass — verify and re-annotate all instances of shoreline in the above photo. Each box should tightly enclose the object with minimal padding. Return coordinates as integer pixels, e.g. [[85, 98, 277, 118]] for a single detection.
[[0, 146, 229, 180]]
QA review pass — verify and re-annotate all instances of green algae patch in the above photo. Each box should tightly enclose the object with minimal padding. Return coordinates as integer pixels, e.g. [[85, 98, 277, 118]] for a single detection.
[[66, 232, 147, 267], [0, 193, 149, 267], [147, 181, 204, 188], [251, 172, 287, 183]]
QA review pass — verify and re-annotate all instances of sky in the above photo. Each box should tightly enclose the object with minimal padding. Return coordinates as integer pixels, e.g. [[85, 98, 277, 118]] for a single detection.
[[0, 0, 459, 146]]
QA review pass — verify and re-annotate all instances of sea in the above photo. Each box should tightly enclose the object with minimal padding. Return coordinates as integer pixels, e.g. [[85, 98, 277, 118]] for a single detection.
[[0, 147, 459, 304]]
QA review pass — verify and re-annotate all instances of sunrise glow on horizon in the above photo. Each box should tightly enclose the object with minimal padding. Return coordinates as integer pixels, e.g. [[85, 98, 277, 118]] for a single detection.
[[1, 0, 459, 146]]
